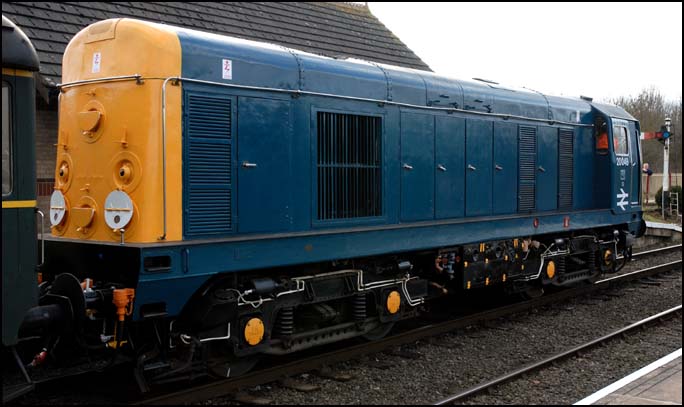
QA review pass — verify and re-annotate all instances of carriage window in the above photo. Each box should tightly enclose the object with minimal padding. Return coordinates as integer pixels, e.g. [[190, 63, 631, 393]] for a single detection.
[[612, 126, 629, 156], [2, 83, 11, 196]]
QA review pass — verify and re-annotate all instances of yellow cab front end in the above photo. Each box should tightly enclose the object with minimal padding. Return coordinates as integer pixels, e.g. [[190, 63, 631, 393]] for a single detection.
[[52, 18, 183, 243]]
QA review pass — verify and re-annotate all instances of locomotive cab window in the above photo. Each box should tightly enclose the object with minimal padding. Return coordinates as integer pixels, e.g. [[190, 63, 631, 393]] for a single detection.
[[612, 125, 629, 156], [595, 119, 609, 155], [2, 82, 11, 196]]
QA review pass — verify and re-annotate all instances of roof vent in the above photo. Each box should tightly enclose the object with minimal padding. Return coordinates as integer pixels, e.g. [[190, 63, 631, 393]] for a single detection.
[[580, 95, 593, 102]]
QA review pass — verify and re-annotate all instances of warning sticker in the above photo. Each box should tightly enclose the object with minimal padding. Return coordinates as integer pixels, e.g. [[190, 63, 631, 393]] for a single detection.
[[92, 52, 101, 73], [222, 59, 232, 80]]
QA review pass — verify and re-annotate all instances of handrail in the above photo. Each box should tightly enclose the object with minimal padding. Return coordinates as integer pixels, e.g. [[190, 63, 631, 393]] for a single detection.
[[158, 78, 179, 240], [57, 74, 143, 90], [36, 209, 45, 267], [162, 76, 593, 127]]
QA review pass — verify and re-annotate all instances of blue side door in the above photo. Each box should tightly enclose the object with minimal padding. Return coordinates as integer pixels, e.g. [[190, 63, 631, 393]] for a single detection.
[[237, 97, 293, 233], [400, 112, 434, 221], [435, 116, 465, 219], [465, 119, 493, 216], [493, 122, 518, 215], [536, 126, 558, 212]]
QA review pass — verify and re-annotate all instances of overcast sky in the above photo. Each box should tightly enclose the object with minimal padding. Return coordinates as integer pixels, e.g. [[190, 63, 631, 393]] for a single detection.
[[368, 2, 682, 103]]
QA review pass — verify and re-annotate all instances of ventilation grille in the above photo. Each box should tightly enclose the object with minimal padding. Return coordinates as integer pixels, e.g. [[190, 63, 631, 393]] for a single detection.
[[518, 126, 537, 212], [317, 112, 382, 220], [185, 93, 232, 237], [558, 128, 574, 210]]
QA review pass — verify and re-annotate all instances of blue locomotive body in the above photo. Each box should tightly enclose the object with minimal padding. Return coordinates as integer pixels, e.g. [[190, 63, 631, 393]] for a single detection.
[[125, 25, 643, 318]]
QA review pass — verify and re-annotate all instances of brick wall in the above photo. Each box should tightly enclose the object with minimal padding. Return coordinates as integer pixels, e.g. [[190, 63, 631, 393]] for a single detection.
[[36, 108, 57, 179], [36, 107, 57, 217]]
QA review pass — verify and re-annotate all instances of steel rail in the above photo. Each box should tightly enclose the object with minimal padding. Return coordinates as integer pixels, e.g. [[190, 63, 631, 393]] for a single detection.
[[618, 243, 682, 261], [432, 304, 683, 405], [137, 259, 681, 405], [632, 244, 682, 257]]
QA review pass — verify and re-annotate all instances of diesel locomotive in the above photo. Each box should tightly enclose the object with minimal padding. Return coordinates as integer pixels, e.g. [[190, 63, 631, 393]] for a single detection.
[[3, 17, 645, 394]]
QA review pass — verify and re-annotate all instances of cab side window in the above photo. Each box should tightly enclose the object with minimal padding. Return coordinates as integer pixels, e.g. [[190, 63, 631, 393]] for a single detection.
[[612, 126, 629, 156], [595, 119, 609, 154], [2, 82, 11, 196]]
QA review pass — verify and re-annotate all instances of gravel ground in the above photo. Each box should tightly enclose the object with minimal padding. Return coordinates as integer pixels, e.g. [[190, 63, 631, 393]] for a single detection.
[[210, 253, 681, 405], [462, 318, 681, 405]]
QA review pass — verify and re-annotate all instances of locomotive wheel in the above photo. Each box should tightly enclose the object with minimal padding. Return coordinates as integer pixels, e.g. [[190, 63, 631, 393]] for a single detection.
[[206, 342, 261, 379], [362, 322, 395, 341]]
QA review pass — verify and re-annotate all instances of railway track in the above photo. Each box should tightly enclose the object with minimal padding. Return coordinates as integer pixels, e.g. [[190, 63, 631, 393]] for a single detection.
[[431, 304, 682, 405], [137, 255, 682, 405], [619, 243, 681, 261]]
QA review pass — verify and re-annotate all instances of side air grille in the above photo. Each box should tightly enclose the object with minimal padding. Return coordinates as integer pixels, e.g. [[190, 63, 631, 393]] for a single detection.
[[518, 125, 537, 212], [317, 112, 382, 220], [184, 93, 233, 237], [558, 128, 574, 210]]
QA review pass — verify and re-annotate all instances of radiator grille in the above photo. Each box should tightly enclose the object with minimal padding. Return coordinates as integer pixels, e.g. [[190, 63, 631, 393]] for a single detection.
[[518, 125, 537, 212], [184, 93, 233, 237], [317, 112, 382, 220], [558, 128, 574, 210]]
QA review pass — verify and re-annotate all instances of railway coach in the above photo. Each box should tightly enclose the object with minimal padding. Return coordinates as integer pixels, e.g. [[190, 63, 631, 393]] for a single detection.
[[8, 18, 644, 388], [2, 14, 42, 400]]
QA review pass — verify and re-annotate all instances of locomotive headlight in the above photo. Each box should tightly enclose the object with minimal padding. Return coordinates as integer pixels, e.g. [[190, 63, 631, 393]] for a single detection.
[[118, 163, 132, 183], [58, 162, 69, 183]]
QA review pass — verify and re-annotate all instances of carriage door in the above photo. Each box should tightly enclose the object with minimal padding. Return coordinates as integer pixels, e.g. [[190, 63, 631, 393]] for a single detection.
[[611, 118, 636, 212], [237, 97, 293, 233]]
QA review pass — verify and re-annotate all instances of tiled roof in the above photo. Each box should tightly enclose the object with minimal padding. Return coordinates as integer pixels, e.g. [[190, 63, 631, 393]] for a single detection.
[[2, 2, 431, 86]]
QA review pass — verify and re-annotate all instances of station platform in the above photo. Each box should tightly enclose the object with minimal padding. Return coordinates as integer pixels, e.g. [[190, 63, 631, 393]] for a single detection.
[[575, 349, 682, 405], [645, 221, 682, 234]]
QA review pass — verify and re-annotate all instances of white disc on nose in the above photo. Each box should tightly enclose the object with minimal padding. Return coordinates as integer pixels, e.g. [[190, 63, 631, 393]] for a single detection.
[[104, 190, 134, 230], [49, 190, 67, 226]]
